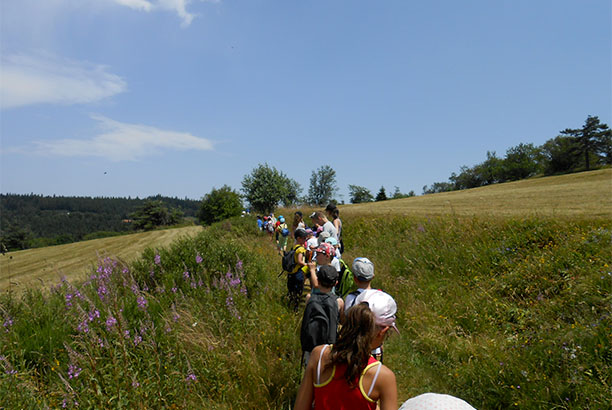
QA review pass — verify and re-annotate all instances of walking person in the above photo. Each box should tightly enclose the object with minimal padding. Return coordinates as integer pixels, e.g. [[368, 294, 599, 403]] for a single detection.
[[283, 228, 309, 311], [310, 211, 337, 240], [276, 215, 289, 255], [292, 211, 306, 238], [325, 203, 344, 254], [294, 289, 399, 410], [299, 265, 343, 366]]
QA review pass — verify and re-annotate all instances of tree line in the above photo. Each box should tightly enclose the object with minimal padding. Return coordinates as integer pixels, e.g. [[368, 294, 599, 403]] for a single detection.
[[423, 115, 611, 194], [0, 194, 200, 251], [203, 115, 611, 220], [4, 115, 608, 249]]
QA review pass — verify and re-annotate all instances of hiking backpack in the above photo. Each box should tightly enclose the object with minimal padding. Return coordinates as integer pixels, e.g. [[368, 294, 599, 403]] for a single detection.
[[300, 292, 338, 353], [335, 259, 356, 298], [281, 248, 298, 273]]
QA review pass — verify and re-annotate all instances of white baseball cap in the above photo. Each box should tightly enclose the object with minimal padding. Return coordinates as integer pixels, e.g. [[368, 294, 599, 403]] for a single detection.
[[355, 289, 398, 333]]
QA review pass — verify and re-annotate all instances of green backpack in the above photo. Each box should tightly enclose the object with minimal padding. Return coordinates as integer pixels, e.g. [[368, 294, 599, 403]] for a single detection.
[[335, 259, 356, 298]]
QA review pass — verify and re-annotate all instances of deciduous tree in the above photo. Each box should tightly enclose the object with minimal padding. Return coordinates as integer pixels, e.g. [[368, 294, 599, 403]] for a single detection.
[[348, 185, 374, 203], [308, 165, 337, 206], [241, 164, 301, 214], [198, 185, 243, 226]]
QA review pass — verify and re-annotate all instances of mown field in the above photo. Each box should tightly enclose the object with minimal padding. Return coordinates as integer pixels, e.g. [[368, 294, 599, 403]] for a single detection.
[[0, 226, 203, 292], [344, 168, 612, 219], [0, 171, 610, 409]]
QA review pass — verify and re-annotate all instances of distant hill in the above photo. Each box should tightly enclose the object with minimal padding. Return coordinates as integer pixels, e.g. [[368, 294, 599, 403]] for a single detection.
[[343, 169, 612, 219], [0, 194, 201, 249]]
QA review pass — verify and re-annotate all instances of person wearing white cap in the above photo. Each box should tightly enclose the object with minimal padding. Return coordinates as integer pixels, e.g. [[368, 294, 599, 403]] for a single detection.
[[295, 290, 398, 410]]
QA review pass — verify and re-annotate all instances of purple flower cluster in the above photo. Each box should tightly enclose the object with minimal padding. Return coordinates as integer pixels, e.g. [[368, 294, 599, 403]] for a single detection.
[[68, 363, 82, 379], [196, 253, 203, 264], [88, 309, 100, 322], [154, 254, 161, 265], [3, 317, 13, 332], [105, 316, 117, 331], [186, 373, 197, 382], [77, 320, 89, 334], [137, 296, 148, 310]]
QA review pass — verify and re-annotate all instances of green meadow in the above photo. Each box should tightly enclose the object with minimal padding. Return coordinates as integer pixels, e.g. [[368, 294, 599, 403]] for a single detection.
[[1, 171, 610, 409]]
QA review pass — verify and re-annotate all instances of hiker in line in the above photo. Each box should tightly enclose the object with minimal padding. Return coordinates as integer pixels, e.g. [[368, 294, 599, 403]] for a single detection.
[[310, 211, 338, 241], [276, 215, 289, 255], [267, 214, 276, 241], [325, 203, 344, 254], [305, 228, 318, 256], [344, 257, 375, 312], [343, 258, 385, 362], [295, 289, 399, 410], [292, 211, 306, 238], [307, 242, 341, 291], [257, 215, 263, 231], [284, 228, 309, 310], [299, 265, 343, 366], [325, 236, 342, 260]]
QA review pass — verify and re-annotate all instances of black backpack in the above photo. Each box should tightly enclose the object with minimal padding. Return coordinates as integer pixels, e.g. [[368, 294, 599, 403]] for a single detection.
[[281, 246, 299, 273], [300, 292, 338, 353]]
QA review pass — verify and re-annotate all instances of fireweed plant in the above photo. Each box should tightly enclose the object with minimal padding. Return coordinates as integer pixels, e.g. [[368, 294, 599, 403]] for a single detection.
[[0, 217, 301, 409], [1, 214, 610, 409]]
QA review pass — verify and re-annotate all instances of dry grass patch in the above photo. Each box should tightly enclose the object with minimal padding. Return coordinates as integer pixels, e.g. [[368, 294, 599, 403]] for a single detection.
[[0, 226, 203, 292], [342, 169, 612, 219]]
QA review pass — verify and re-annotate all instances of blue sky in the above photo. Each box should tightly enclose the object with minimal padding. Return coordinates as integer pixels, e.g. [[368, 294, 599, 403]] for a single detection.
[[1, 1, 610, 202]]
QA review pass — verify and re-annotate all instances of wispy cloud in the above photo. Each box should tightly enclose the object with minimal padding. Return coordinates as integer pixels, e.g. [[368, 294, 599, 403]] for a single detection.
[[114, 0, 153, 12], [20, 115, 215, 161], [0, 52, 126, 109], [113, 0, 219, 27]]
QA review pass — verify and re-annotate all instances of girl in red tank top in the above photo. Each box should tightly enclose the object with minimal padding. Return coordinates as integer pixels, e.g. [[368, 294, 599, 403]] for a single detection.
[[294, 295, 399, 410]]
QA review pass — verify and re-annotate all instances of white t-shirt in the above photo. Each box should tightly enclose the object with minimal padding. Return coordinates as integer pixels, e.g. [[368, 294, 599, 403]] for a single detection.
[[322, 221, 338, 241], [344, 288, 365, 312]]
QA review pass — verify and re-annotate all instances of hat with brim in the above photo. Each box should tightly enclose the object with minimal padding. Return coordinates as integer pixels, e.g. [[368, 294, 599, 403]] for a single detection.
[[354, 289, 399, 334]]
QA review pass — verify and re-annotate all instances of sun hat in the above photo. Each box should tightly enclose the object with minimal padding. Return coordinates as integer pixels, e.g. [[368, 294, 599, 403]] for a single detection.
[[352, 257, 374, 281], [399, 393, 476, 410], [294, 228, 308, 239], [325, 237, 338, 246], [317, 265, 338, 287], [355, 289, 398, 333], [315, 242, 335, 257]]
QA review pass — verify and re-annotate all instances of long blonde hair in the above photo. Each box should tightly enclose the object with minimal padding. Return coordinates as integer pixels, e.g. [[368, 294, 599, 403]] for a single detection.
[[329, 303, 378, 386]]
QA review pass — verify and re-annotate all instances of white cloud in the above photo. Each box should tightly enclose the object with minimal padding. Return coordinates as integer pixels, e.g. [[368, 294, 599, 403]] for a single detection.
[[114, 0, 153, 12], [114, 0, 220, 27], [25, 115, 214, 161], [0, 52, 126, 109]]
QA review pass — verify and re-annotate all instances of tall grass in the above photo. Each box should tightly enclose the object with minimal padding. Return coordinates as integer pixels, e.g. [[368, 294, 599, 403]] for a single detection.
[[1, 214, 610, 409]]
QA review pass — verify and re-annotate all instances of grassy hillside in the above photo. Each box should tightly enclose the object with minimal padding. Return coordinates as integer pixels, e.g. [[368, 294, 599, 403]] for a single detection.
[[0, 226, 203, 292], [0, 171, 610, 409], [344, 168, 612, 219]]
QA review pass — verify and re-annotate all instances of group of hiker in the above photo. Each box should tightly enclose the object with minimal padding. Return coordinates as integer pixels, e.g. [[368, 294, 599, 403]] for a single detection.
[[258, 205, 476, 410]]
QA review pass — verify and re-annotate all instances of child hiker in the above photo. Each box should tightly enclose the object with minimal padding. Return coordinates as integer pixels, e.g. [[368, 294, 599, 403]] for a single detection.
[[295, 289, 399, 410]]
